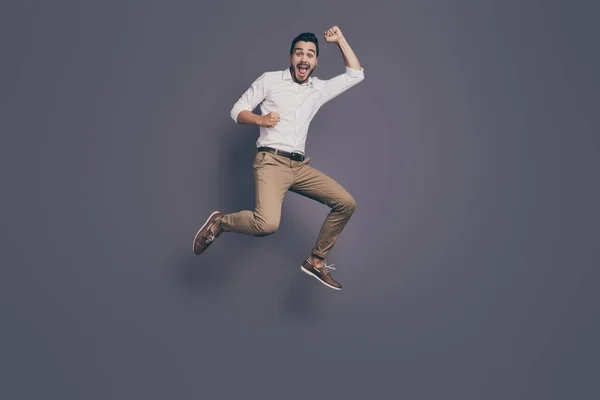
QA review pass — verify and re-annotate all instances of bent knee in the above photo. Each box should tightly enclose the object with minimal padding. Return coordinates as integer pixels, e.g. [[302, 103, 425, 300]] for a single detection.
[[254, 220, 280, 236], [336, 195, 356, 214]]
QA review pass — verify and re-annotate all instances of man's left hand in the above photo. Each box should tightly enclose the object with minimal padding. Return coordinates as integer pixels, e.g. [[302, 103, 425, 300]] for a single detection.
[[324, 26, 344, 43]]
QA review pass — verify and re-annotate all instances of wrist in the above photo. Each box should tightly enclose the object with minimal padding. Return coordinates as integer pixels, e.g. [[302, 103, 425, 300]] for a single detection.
[[255, 114, 264, 126], [336, 37, 348, 46]]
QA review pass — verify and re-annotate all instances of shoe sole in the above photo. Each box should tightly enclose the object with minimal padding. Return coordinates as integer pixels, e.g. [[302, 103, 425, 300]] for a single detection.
[[193, 210, 221, 253], [300, 266, 341, 290]]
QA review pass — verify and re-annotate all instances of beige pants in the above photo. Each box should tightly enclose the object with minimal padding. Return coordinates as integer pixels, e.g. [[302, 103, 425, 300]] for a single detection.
[[219, 150, 356, 259]]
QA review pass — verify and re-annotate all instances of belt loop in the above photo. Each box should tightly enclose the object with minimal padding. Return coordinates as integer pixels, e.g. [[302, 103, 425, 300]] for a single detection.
[[274, 149, 278, 156]]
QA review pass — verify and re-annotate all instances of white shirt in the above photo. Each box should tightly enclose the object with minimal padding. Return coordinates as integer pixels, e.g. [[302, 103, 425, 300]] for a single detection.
[[230, 66, 365, 154]]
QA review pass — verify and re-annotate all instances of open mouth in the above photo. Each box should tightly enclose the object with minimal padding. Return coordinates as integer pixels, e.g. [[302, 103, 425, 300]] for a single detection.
[[297, 64, 309, 77]]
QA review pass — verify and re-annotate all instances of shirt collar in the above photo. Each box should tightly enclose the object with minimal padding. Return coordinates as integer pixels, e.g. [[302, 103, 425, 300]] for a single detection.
[[283, 67, 314, 87]]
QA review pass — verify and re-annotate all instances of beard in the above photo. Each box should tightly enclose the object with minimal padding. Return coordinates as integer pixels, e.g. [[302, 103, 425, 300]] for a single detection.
[[290, 63, 314, 83]]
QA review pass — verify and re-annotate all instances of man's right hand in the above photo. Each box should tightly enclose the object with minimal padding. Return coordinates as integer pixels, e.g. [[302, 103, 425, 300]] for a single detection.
[[259, 112, 280, 128]]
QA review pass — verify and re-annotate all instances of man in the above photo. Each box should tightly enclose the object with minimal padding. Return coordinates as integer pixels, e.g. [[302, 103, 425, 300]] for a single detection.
[[193, 26, 364, 290]]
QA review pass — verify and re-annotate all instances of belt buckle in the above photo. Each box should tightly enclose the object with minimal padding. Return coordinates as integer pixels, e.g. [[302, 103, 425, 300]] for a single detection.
[[290, 152, 304, 161]]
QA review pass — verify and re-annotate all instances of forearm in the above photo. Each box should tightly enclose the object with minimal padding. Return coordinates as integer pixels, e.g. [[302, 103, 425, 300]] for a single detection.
[[336, 37, 361, 70], [236, 110, 262, 125]]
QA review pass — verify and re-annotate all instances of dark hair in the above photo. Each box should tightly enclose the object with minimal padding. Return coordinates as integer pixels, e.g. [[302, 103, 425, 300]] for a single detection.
[[290, 32, 319, 57]]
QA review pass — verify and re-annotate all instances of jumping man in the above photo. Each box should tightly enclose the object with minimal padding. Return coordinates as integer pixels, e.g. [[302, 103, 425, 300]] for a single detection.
[[193, 26, 364, 290]]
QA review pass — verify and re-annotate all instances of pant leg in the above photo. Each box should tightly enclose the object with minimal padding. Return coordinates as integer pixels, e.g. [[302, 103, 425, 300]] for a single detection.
[[290, 160, 356, 258], [219, 152, 293, 236]]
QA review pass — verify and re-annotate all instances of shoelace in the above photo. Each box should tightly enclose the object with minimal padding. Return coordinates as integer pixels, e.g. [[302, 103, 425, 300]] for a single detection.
[[306, 258, 336, 272], [323, 261, 336, 271], [310, 259, 335, 272], [205, 232, 216, 244], [204, 221, 221, 244]]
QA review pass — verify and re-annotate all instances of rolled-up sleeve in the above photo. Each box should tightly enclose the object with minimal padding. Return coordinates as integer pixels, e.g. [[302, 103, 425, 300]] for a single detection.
[[230, 73, 268, 124], [319, 66, 365, 106]]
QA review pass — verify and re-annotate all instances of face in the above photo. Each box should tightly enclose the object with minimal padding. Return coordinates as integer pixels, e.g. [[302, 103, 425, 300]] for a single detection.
[[289, 41, 318, 83]]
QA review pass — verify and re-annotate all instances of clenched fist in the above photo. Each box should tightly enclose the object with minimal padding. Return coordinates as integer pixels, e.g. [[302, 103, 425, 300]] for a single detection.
[[260, 111, 280, 128], [324, 26, 344, 43]]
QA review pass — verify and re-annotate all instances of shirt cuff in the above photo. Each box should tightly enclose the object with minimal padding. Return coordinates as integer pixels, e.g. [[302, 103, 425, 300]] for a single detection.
[[230, 105, 248, 124], [345, 66, 365, 78]]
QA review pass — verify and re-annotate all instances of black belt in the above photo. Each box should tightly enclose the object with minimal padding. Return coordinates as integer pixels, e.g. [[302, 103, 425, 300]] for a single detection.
[[257, 146, 305, 161]]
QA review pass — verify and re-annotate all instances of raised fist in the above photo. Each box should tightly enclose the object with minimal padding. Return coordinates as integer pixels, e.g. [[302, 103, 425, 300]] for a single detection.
[[324, 26, 343, 43], [260, 111, 280, 128]]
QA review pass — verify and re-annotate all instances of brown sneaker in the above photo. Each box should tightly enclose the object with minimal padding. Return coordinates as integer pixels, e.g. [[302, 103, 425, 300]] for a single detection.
[[193, 211, 223, 254], [301, 258, 342, 290]]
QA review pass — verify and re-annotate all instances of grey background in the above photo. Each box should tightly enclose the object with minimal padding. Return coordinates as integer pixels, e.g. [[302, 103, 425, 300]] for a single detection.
[[1, 0, 598, 399]]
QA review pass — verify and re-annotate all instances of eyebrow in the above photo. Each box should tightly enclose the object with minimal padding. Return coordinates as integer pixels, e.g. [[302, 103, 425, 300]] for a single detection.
[[295, 48, 316, 54]]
